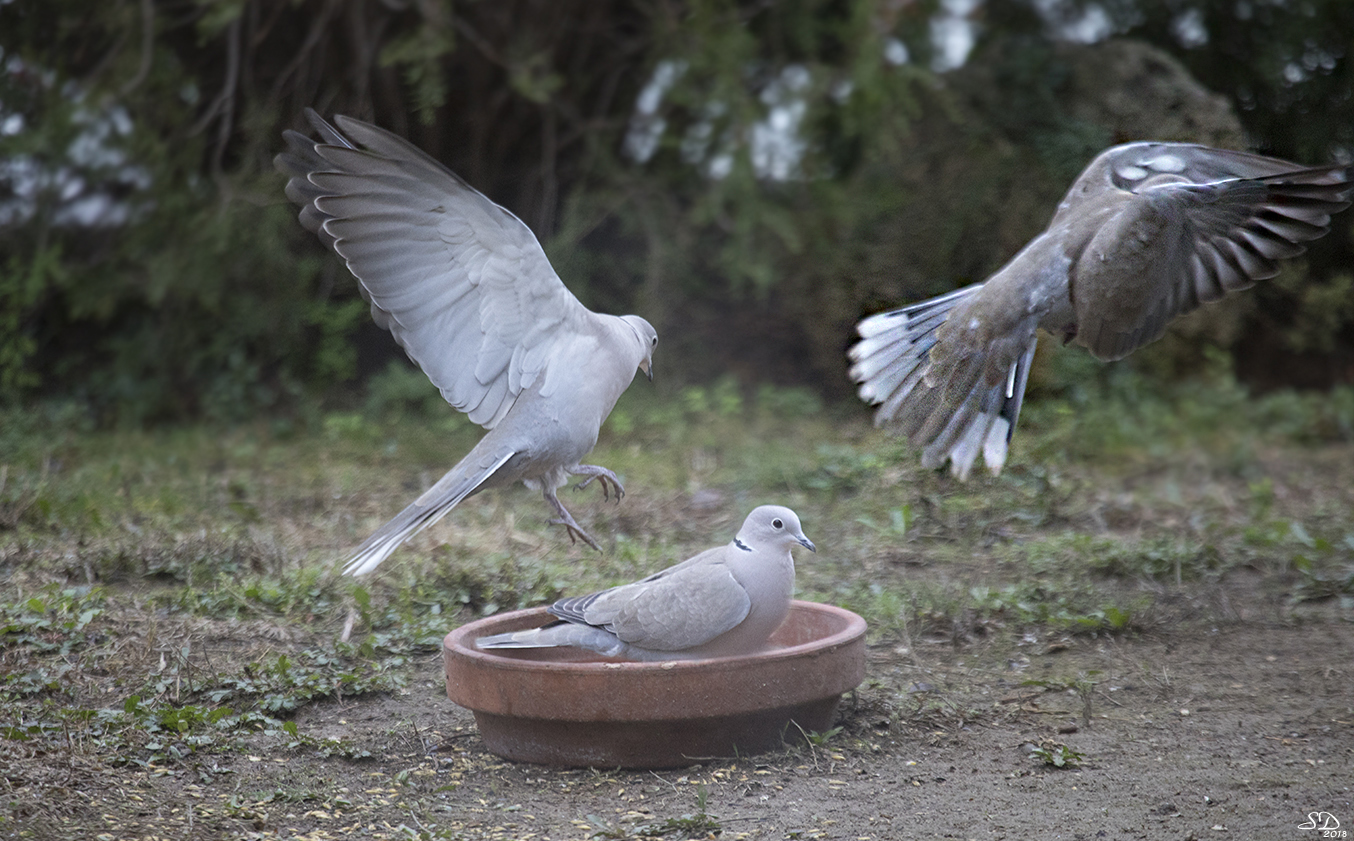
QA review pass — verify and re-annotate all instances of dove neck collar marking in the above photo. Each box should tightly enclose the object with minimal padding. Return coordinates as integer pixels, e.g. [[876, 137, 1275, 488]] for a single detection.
[[733, 537, 753, 552]]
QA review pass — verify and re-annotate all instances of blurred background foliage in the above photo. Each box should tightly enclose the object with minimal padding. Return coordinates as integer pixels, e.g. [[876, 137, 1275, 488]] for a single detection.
[[2, 0, 1352, 425]]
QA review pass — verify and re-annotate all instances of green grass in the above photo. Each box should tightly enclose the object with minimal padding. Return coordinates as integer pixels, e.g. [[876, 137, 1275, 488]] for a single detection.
[[1028, 741, 1086, 769], [2, 371, 1353, 771]]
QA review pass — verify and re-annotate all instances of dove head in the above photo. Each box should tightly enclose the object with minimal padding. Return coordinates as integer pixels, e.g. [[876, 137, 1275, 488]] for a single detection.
[[620, 315, 658, 381], [737, 505, 816, 554]]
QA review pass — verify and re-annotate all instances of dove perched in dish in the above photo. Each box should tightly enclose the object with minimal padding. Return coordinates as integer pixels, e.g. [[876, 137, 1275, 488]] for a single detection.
[[276, 110, 657, 573], [850, 141, 1354, 479], [475, 505, 815, 660]]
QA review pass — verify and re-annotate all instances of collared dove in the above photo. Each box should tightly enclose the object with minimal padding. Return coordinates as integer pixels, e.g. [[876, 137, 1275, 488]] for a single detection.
[[275, 110, 657, 573], [475, 505, 815, 660], [850, 142, 1354, 479]]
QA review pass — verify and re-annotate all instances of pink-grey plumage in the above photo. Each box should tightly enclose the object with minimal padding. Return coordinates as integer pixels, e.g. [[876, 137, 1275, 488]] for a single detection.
[[851, 142, 1354, 479], [476, 505, 815, 660], [276, 110, 657, 572]]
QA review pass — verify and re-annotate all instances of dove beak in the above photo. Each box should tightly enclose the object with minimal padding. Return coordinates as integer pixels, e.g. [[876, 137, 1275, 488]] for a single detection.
[[640, 358, 653, 382], [797, 535, 816, 553]]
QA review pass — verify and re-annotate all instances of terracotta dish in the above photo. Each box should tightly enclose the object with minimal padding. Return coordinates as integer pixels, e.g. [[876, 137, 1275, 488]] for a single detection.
[[443, 600, 867, 768]]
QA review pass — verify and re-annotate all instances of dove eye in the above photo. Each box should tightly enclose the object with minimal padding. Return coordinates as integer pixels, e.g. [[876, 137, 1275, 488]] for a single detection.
[[772, 518, 784, 529], [651, 336, 658, 347]]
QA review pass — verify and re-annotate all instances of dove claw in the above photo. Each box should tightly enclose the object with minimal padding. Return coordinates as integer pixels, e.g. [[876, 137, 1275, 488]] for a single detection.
[[570, 464, 625, 502], [545, 487, 604, 551]]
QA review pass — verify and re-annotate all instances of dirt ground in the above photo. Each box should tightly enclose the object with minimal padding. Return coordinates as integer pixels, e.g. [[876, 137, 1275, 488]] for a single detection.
[[5, 419, 1354, 840], [9, 590, 1351, 841]]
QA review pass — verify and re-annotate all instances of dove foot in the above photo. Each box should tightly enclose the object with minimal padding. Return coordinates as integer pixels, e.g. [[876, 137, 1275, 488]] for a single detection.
[[548, 515, 604, 551], [544, 488, 604, 551], [570, 464, 625, 502]]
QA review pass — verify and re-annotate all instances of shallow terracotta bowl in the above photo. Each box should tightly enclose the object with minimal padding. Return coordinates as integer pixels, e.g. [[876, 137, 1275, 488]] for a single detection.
[[443, 600, 867, 768]]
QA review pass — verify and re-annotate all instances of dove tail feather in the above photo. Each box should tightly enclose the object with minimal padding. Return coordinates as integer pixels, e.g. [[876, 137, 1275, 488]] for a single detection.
[[851, 284, 1035, 479], [341, 450, 515, 576], [475, 622, 630, 658], [921, 339, 1035, 479]]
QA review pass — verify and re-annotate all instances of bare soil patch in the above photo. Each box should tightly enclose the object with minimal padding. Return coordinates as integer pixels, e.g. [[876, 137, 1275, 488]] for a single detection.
[[3, 416, 1353, 840], [8, 597, 1351, 841]]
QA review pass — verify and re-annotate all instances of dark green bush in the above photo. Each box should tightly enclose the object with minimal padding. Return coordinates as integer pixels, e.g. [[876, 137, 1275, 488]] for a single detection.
[[2, 0, 1352, 424]]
